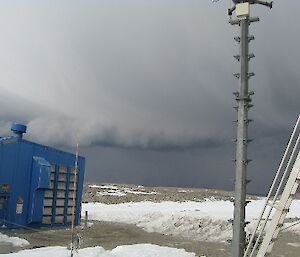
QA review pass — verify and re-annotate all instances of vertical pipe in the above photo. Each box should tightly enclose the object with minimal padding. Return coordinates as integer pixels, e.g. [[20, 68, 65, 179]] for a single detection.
[[85, 211, 88, 228], [70, 143, 79, 257], [232, 17, 250, 257]]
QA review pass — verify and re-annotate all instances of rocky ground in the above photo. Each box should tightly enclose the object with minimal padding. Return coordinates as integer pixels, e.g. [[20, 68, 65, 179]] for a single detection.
[[82, 182, 260, 204]]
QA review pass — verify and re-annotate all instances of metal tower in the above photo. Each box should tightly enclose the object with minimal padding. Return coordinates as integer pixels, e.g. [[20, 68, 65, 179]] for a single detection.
[[228, 1, 272, 257]]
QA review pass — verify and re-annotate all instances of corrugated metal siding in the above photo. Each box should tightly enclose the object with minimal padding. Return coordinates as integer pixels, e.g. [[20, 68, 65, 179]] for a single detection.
[[0, 137, 85, 229]]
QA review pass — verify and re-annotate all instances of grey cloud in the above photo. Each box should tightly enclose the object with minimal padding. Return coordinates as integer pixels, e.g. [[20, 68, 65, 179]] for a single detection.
[[0, 1, 299, 193], [0, 1, 235, 149], [26, 115, 225, 151]]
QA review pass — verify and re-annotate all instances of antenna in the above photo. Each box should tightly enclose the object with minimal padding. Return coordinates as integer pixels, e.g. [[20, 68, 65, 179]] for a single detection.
[[227, 1, 272, 257], [70, 142, 79, 257]]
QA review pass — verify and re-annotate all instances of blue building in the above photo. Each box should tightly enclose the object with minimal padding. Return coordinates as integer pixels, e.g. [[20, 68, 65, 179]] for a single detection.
[[0, 123, 85, 229]]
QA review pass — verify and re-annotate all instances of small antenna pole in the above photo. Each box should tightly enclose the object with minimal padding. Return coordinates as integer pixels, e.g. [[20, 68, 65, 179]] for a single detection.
[[70, 142, 79, 257]]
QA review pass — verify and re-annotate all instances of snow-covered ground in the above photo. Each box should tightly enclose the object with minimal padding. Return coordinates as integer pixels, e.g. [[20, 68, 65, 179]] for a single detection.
[[2, 195, 300, 256], [0, 232, 29, 247], [82, 199, 300, 242], [89, 184, 159, 197], [0, 244, 196, 257]]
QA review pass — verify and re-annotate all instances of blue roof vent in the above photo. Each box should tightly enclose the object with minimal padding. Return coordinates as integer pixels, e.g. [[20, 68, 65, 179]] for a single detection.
[[11, 123, 27, 138]]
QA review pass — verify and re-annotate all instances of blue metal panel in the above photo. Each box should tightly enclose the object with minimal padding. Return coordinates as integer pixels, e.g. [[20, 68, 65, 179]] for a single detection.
[[0, 130, 85, 229], [33, 156, 51, 189], [28, 157, 51, 223], [0, 193, 9, 226], [28, 191, 44, 223], [0, 138, 19, 228]]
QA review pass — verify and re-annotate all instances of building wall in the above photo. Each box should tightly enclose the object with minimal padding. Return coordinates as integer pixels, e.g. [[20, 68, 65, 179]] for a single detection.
[[0, 137, 85, 229], [0, 138, 19, 227]]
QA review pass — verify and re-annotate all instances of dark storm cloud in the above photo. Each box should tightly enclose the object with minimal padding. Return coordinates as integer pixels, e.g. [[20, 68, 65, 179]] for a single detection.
[[0, 1, 299, 193], [0, 0, 235, 149]]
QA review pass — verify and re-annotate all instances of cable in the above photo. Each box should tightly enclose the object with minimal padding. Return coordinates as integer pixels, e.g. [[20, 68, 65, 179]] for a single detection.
[[244, 115, 300, 257], [280, 220, 300, 232]]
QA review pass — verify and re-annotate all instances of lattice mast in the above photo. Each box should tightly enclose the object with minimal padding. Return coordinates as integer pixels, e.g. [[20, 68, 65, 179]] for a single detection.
[[228, 2, 272, 257]]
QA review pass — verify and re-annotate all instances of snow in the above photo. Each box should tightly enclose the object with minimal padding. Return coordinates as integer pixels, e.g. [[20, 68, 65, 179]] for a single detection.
[[97, 191, 127, 197], [82, 199, 300, 242], [287, 242, 300, 248], [0, 232, 29, 247], [0, 244, 196, 257], [89, 185, 119, 190], [178, 190, 188, 193], [1, 198, 300, 256], [123, 189, 158, 195], [90, 184, 158, 197], [82, 200, 232, 242]]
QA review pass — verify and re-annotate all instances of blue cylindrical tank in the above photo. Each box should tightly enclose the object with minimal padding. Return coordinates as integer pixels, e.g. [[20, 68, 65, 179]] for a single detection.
[[11, 123, 27, 138]]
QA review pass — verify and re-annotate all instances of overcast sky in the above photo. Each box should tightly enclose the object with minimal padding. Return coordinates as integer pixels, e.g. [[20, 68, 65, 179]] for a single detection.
[[0, 0, 299, 194]]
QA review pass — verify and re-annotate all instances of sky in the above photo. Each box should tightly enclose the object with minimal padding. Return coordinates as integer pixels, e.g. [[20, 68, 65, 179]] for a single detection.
[[0, 0, 299, 194]]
